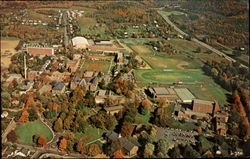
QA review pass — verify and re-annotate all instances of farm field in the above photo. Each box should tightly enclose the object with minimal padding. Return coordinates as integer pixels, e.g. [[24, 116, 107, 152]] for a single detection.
[[80, 59, 112, 74], [1, 39, 20, 68], [15, 120, 53, 145]]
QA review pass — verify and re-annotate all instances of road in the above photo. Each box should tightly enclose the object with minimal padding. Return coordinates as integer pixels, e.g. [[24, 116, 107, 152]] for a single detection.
[[157, 10, 248, 69]]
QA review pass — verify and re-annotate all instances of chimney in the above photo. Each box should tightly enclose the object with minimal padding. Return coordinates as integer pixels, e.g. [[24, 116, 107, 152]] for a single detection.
[[24, 54, 27, 79], [118, 133, 122, 138]]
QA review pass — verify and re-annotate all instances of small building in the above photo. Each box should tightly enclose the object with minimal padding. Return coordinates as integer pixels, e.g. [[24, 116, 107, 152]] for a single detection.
[[105, 131, 139, 156], [27, 71, 38, 81], [6, 74, 24, 85], [52, 82, 65, 94], [72, 36, 89, 49], [1, 111, 9, 118], [215, 117, 227, 136], [94, 40, 113, 46], [38, 84, 52, 95], [66, 60, 80, 73], [27, 47, 54, 56], [104, 105, 124, 115]]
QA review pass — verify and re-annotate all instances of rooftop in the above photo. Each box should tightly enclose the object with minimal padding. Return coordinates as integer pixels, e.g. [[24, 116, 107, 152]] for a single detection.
[[174, 88, 195, 102]]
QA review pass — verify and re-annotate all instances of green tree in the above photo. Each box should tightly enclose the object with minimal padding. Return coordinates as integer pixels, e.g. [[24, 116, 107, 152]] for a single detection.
[[156, 138, 170, 155]]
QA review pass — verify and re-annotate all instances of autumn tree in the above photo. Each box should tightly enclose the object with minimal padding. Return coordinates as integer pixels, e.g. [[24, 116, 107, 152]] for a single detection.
[[120, 122, 133, 138], [7, 130, 18, 143], [59, 137, 67, 151], [18, 110, 29, 123], [37, 136, 47, 147], [113, 149, 124, 158], [155, 138, 169, 155], [76, 136, 89, 154], [53, 117, 63, 132], [87, 144, 102, 156]]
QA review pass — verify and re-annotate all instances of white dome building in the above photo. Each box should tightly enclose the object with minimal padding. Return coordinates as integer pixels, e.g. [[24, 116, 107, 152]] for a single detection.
[[72, 36, 89, 49]]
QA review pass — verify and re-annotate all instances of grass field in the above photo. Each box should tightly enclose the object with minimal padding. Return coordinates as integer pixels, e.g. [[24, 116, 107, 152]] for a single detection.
[[81, 59, 111, 74], [78, 17, 107, 36], [1, 39, 20, 68], [127, 41, 228, 106], [75, 126, 107, 143], [16, 120, 53, 145]]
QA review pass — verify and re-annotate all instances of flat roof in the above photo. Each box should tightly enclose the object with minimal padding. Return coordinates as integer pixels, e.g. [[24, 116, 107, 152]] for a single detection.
[[193, 99, 214, 105], [153, 87, 169, 95], [174, 88, 195, 102]]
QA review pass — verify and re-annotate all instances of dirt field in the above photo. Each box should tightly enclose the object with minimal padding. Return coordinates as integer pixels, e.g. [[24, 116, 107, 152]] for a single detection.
[[1, 40, 20, 68], [81, 59, 111, 74]]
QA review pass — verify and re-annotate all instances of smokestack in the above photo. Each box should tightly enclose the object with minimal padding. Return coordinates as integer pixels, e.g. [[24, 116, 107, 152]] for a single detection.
[[24, 54, 27, 79]]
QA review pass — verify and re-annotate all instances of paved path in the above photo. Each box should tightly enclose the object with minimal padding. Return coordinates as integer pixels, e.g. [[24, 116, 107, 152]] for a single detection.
[[157, 10, 248, 69]]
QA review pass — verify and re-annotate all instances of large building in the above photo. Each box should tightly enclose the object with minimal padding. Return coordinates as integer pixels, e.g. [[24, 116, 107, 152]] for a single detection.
[[27, 47, 54, 56], [72, 36, 89, 49], [174, 88, 196, 103]]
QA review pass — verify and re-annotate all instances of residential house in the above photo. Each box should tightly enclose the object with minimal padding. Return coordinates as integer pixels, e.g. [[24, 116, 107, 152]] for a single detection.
[[104, 105, 124, 115], [106, 131, 139, 156], [6, 74, 24, 85], [52, 82, 65, 94], [27, 71, 38, 81], [38, 84, 52, 95], [66, 60, 80, 73]]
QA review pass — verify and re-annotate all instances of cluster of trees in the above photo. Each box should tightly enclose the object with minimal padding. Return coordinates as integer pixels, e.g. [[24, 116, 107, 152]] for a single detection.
[[202, 60, 249, 91], [146, 40, 177, 54], [175, 0, 249, 48], [109, 77, 135, 98]]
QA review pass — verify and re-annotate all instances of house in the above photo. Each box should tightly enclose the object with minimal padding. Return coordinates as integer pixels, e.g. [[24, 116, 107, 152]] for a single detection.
[[72, 36, 89, 49], [89, 76, 98, 91], [215, 117, 227, 136], [94, 40, 113, 46], [104, 105, 124, 115], [38, 84, 52, 95], [105, 131, 139, 156], [1, 111, 9, 118], [66, 60, 80, 73], [27, 71, 38, 81], [27, 47, 54, 56], [52, 82, 65, 94], [192, 99, 219, 114], [6, 74, 24, 85]]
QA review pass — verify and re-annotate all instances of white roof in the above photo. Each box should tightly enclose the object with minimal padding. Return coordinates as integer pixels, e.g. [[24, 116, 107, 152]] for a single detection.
[[72, 36, 89, 46]]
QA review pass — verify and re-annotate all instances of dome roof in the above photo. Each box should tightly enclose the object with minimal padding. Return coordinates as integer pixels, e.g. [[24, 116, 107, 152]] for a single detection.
[[72, 36, 89, 46]]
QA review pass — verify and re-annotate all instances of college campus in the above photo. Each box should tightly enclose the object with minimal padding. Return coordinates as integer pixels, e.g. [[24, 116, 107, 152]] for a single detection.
[[1, 1, 250, 158]]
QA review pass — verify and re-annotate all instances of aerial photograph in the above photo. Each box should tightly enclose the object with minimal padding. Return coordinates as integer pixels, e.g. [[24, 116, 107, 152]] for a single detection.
[[0, 0, 249, 158]]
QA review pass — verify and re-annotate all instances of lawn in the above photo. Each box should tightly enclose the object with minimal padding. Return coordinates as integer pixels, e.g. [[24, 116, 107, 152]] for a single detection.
[[1, 39, 20, 68], [16, 120, 53, 145], [75, 126, 107, 143], [80, 59, 112, 74], [135, 111, 151, 125], [78, 17, 107, 36], [134, 69, 205, 83]]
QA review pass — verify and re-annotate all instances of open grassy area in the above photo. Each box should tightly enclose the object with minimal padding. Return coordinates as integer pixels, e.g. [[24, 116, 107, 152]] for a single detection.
[[81, 59, 112, 74], [135, 111, 151, 125], [78, 17, 107, 36], [1, 39, 20, 68], [16, 120, 53, 145], [75, 126, 107, 143]]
